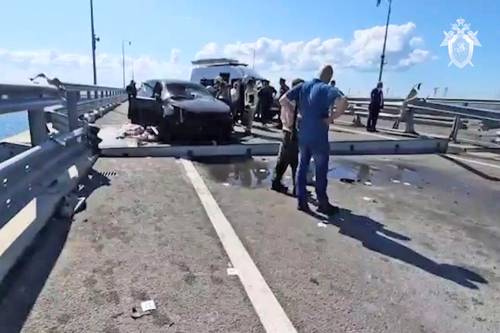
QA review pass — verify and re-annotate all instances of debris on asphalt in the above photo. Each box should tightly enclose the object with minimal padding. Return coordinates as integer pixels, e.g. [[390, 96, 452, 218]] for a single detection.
[[141, 300, 157, 312], [131, 307, 153, 320], [227, 267, 238, 276], [340, 178, 356, 184], [309, 277, 320, 285], [363, 196, 377, 203], [364, 181, 373, 186], [391, 179, 401, 184], [130, 300, 157, 320], [317, 222, 328, 228], [403, 182, 411, 186], [117, 124, 159, 143]]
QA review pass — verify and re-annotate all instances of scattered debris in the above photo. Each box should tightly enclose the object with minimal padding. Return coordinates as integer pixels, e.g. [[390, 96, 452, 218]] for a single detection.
[[141, 300, 157, 312], [131, 300, 157, 320], [317, 222, 328, 228], [403, 182, 411, 186], [227, 267, 238, 276], [309, 277, 320, 285], [363, 196, 377, 203], [364, 181, 372, 186], [117, 124, 159, 143], [391, 179, 401, 184], [340, 178, 356, 184], [131, 307, 153, 320]]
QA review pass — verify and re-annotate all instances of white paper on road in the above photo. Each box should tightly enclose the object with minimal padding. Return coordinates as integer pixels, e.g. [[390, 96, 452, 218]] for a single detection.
[[141, 300, 156, 312]]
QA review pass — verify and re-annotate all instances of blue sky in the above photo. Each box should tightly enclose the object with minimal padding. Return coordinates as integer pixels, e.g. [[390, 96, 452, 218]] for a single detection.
[[1, 0, 499, 98]]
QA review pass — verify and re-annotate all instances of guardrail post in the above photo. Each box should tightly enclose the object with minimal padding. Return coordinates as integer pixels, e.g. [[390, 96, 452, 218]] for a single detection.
[[404, 107, 416, 134], [67, 91, 79, 130], [27, 109, 48, 146], [449, 115, 461, 142]]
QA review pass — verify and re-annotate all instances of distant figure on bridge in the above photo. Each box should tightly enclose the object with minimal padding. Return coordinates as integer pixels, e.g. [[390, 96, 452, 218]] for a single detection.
[[126, 80, 137, 121], [214, 76, 232, 106], [244, 78, 258, 135], [230, 80, 244, 124], [271, 78, 304, 195], [152, 81, 163, 101], [126, 80, 137, 99], [258, 80, 277, 125], [278, 78, 290, 99], [282, 65, 348, 215], [367, 82, 384, 132]]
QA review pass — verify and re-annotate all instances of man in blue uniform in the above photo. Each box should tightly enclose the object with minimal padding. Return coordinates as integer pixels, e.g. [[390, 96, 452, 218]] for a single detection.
[[282, 65, 348, 214]]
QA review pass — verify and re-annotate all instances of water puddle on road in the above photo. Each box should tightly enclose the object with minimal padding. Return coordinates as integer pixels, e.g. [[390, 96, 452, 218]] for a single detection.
[[200, 157, 426, 189], [200, 157, 275, 188], [328, 160, 425, 187]]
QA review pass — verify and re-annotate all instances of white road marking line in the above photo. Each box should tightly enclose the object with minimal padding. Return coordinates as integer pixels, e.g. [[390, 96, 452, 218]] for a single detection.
[[181, 159, 297, 333], [0, 198, 37, 256], [332, 125, 397, 140], [445, 155, 500, 170]]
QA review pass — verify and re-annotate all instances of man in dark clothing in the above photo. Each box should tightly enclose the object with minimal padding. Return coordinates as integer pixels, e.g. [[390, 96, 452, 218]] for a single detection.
[[271, 78, 304, 195], [330, 80, 336, 87], [367, 81, 384, 132], [279, 78, 290, 98], [258, 80, 276, 124], [126, 80, 137, 121]]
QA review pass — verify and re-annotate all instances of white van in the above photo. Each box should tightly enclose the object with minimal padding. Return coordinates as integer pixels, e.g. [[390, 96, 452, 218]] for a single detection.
[[190, 58, 265, 86]]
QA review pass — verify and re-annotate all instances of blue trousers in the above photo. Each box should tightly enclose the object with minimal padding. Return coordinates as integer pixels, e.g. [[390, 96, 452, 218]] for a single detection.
[[297, 141, 330, 206]]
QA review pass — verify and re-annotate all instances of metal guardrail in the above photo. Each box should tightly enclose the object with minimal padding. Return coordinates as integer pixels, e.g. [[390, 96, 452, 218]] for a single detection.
[[0, 81, 126, 282], [345, 96, 500, 142]]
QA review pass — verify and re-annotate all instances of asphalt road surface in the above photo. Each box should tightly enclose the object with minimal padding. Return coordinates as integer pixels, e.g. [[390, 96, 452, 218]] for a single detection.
[[0, 151, 499, 332]]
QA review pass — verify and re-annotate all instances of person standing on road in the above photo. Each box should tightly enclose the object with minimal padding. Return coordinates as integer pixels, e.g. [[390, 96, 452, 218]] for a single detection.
[[279, 78, 290, 99], [244, 78, 259, 135], [271, 78, 304, 195], [367, 82, 384, 132], [215, 76, 232, 106], [282, 65, 348, 214], [258, 80, 277, 125], [126, 80, 137, 121]]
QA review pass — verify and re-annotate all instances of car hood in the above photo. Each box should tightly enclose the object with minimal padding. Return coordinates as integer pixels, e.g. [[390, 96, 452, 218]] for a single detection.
[[168, 96, 230, 114]]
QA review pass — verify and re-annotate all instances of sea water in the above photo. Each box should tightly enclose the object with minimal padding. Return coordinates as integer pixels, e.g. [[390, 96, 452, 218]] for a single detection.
[[0, 112, 29, 140]]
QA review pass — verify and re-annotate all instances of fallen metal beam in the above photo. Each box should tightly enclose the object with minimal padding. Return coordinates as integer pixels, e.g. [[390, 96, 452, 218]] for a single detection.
[[101, 138, 449, 158]]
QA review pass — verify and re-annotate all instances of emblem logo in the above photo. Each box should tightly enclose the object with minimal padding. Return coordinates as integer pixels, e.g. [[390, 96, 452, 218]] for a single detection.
[[440, 18, 481, 69]]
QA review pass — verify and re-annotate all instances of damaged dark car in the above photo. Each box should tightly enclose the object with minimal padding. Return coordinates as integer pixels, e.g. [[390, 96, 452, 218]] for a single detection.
[[130, 79, 233, 142]]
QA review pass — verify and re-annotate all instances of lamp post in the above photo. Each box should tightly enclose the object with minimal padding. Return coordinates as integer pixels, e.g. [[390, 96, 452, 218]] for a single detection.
[[122, 40, 132, 88], [90, 0, 100, 85], [377, 0, 393, 82]]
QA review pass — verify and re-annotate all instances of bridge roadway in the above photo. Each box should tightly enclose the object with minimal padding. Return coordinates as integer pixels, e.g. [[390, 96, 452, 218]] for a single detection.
[[1, 103, 500, 333]]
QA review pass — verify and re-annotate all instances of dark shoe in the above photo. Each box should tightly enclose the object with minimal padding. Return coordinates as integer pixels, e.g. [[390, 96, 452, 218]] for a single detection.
[[297, 202, 311, 213], [271, 182, 288, 194], [318, 203, 340, 215]]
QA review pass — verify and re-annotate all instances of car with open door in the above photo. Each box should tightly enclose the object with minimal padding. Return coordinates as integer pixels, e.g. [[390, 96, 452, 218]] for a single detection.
[[132, 79, 233, 142]]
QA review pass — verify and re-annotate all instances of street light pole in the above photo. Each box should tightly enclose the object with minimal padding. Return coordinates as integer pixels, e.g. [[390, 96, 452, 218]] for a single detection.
[[122, 40, 132, 88], [122, 41, 125, 88], [378, 0, 392, 82], [90, 0, 98, 85]]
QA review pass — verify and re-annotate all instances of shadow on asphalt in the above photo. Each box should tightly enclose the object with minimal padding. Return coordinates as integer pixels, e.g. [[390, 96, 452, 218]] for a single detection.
[[0, 169, 110, 333], [308, 208, 488, 290]]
